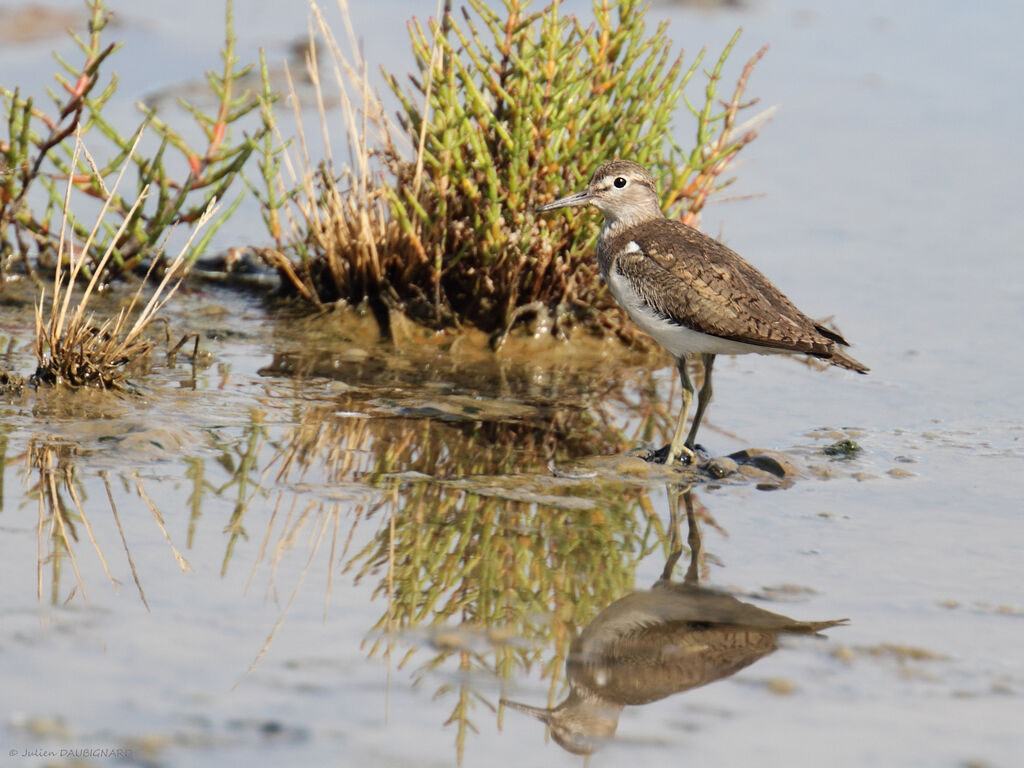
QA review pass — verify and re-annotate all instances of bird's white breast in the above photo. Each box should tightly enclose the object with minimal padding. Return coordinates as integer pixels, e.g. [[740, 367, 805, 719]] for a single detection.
[[606, 244, 790, 358]]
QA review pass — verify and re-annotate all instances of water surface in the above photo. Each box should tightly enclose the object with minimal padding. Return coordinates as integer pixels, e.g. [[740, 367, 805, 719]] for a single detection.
[[1, 1, 1022, 766]]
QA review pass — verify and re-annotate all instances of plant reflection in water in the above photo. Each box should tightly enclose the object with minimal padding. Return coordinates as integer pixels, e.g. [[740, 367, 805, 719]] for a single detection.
[[251, 385, 666, 761], [502, 486, 847, 756], [24, 435, 193, 608], [11, 337, 836, 763]]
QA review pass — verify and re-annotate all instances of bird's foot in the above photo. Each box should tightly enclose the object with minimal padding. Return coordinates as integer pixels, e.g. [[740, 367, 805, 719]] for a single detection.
[[651, 443, 707, 466]]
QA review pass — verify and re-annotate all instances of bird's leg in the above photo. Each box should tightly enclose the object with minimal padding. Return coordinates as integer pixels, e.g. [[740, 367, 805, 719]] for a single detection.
[[685, 353, 716, 450], [661, 485, 703, 584], [660, 484, 684, 582], [683, 487, 702, 585], [665, 356, 696, 464]]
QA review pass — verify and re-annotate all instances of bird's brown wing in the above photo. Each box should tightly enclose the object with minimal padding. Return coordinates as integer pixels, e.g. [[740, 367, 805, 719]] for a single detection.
[[609, 219, 867, 371]]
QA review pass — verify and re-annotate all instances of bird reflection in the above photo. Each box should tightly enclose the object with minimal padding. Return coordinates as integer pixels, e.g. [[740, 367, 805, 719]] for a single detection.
[[502, 487, 846, 755]]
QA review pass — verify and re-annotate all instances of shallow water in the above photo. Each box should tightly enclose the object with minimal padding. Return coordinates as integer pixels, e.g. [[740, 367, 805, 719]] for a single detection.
[[2, 1, 1023, 767]]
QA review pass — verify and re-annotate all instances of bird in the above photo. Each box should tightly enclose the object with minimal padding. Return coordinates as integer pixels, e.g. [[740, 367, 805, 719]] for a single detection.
[[536, 159, 868, 464], [502, 582, 844, 754], [502, 487, 846, 755]]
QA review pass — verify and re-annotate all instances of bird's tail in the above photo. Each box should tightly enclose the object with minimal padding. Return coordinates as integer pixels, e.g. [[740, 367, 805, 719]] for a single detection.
[[828, 348, 869, 374]]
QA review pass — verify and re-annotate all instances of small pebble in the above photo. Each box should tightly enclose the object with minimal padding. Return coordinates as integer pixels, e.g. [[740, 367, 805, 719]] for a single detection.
[[887, 468, 915, 479], [808, 465, 839, 479], [832, 646, 856, 663], [763, 678, 797, 696], [737, 465, 777, 483], [728, 449, 799, 477], [707, 456, 738, 478]]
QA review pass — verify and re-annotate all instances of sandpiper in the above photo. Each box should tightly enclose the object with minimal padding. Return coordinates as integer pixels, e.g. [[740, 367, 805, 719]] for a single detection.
[[502, 488, 846, 755], [537, 159, 867, 464]]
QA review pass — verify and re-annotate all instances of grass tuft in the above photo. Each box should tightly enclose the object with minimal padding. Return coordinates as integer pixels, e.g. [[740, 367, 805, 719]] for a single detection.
[[31, 133, 218, 389]]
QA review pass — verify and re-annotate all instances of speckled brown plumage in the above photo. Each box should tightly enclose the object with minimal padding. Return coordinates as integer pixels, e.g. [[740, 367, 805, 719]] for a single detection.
[[599, 217, 868, 371]]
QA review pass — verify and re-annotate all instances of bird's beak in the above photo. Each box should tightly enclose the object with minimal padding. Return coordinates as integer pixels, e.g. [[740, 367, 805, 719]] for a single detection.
[[501, 698, 554, 724], [535, 188, 591, 213]]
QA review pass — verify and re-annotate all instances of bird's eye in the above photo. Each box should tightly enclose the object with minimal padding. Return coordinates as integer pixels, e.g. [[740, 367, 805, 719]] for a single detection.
[[613, 177, 627, 189]]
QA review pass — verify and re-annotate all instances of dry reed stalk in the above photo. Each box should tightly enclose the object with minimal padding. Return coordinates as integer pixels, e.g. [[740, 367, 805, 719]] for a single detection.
[[28, 438, 123, 606], [241, 501, 333, 680], [32, 132, 220, 389], [259, 0, 450, 326], [134, 473, 193, 574], [101, 470, 150, 610]]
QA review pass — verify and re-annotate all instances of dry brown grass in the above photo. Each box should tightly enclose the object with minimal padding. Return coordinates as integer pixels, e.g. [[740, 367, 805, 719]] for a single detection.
[[31, 133, 218, 389]]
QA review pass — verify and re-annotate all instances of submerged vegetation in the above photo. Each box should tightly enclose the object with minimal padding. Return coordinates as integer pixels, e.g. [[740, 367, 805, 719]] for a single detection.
[[261, 0, 768, 342]]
